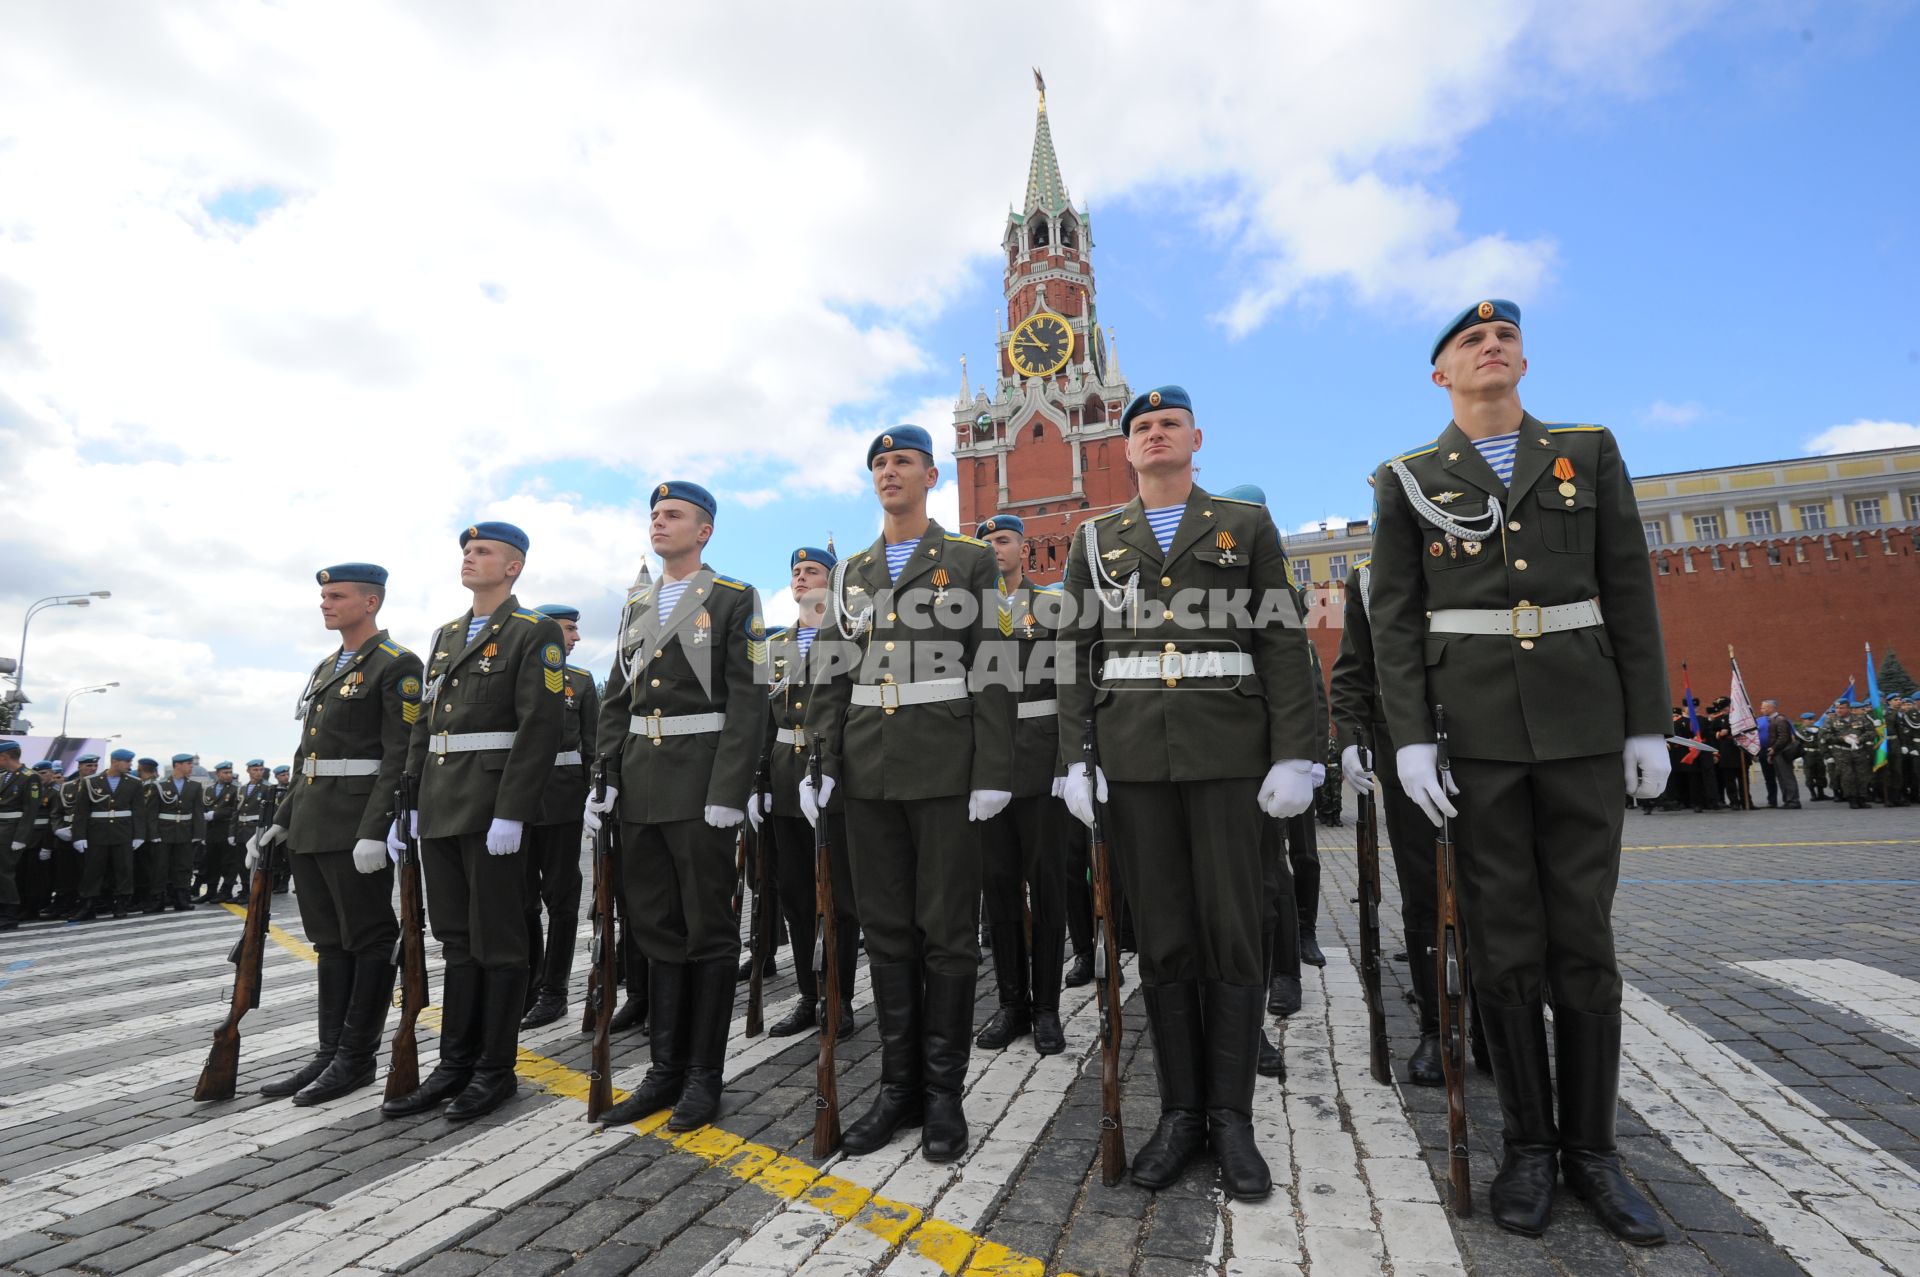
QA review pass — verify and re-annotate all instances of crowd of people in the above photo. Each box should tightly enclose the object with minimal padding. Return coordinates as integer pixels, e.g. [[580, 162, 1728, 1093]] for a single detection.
[[1650, 694, 1917, 813]]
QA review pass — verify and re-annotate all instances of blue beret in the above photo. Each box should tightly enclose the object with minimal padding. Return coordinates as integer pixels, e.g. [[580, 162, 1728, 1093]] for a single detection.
[[1218, 484, 1267, 506], [1799, 712, 1816, 719], [1120, 386, 1193, 436], [316, 562, 387, 587], [76, 753, 99, 764], [171, 753, 193, 764], [273, 764, 290, 775], [1431, 299, 1521, 364], [138, 757, 158, 768], [866, 426, 935, 468], [110, 748, 136, 762], [246, 758, 265, 767], [32, 760, 55, 771], [214, 761, 233, 771], [534, 603, 580, 621], [976, 514, 1025, 538], [649, 480, 717, 520], [790, 546, 837, 570], [459, 521, 530, 554], [0, 740, 18, 756]]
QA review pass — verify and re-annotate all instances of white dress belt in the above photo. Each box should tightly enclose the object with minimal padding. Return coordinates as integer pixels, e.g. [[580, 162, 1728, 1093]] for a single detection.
[[157, 813, 194, 823], [1017, 698, 1059, 719], [34, 817, 50, 826], [89, 810, 132, 819], [1427, 599, 1604, 639], [850, 677, 968, 709], [1102, 651, 1255, 682], [555, 750, 583, 766], [775, 727, 806, 746], [628, 712, 725, 742], [0, 811, 21, 820], [303, 757, 383, 776], [427, 733, 517, 756]]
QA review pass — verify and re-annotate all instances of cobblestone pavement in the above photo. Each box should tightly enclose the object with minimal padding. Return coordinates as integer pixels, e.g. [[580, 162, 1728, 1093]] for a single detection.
[[1, 799, 1915, 1276]]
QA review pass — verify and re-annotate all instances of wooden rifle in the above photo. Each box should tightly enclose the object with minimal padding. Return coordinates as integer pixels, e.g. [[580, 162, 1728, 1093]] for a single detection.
[[192, 780, 281, 1101], [584, 761, 619, 1121], [809, 744, 843, 1157], [1085, 716, 1128, 1186], [745, 750, 772, 1038], [1433, 705, 1472, 1215], [1354, 725, 1390, 1086], [385, 775, 429, 1101]]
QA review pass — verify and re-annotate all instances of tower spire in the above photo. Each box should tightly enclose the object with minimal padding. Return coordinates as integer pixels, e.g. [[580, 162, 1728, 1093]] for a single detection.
[[1024, 69, 1069, 216]]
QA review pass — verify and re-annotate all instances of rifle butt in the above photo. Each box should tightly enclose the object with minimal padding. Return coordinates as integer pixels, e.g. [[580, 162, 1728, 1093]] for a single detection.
[[193, 1031, 240, 1102], [384, 1025, 420, 1101], [1099, 1118, 1128, 1187], [1449, 1154, 1474, 1216], [587, 1059, 613, 1123], [812, 1089, 842, 1159]]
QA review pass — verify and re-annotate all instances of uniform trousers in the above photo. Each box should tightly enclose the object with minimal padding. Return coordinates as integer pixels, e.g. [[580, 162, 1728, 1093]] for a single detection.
[[1105, 777, 1264, 986], [290, 849, 399, 959], [524, 820, 585, 990], [207, 820, 237, 879], [422, 833, 528, 969], [78, 838, 135, 899], [843, 795, 979, 978], [155, 837, 197, 893], [1259, 817, 1298, 978], [768, 812, 859, 1004], [1366, 722, 1442, 969], [18, 828, 53, 908], [0, 833, 20, 907], [1448, 753, 1624, 1014], [979, 794, 1070, 1011], [620, 817, 741, 965], [1286, 813, 1320, 928], [53, 837, 82, 900]]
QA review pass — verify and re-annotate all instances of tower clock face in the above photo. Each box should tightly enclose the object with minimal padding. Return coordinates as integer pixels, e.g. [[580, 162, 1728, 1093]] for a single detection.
[[1009, 311, 1075, 378]]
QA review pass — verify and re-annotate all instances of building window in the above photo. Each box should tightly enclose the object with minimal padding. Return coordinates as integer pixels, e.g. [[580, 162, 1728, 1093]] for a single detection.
[[1709, 547, 1724, 570], [1906, 493, 1920, 523], [1799, 503, 1829, 530], [1327, 554, 1348, 582], [1691, 513, 1723, 542], [1744, 509, 1776, 537], [1656, 554, 1670, 575], [1852, 497, 1884, 526], [1766, 545, 1782, 565], [1642, 521, 1667, 547]]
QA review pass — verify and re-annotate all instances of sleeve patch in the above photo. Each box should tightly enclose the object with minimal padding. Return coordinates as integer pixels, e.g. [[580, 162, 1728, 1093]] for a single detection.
[[542, 642, 565, 694], [712, 575, 747, 591]]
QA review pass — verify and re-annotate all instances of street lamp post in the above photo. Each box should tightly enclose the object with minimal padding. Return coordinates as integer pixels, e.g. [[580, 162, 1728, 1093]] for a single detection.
[[11, 591, 112, 711], [61, 682, 120, 737]]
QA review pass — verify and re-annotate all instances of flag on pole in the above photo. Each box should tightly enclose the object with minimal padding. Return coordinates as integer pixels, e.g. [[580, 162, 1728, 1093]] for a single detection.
[[1814, 677, 1860, 727], [1866, 642, 1889, 771], [1727, 647, 1760, 756], [1680, 662, 1704, 764]]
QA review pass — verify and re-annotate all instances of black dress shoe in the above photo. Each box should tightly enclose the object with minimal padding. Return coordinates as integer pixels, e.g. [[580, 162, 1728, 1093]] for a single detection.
[[608, 998, 648, 1034], [1297, 929, 1326, 968], [520, 989, 567, 1030], [767, 999, 816, 1038], [1391, 950, 1408, 963], [834, 1000, 859, 1040], [1032, 1009, 1065, 1056], [1062, 951, 1093, 988], [738, 951, 777, 981], [445, 1069, 518, 1122], [1256, 1031, 1285, 1080], [1267, 974, 1302, 1018], [974, 1006, 1030, 1049], [1407, 1033, 1443, 1086]]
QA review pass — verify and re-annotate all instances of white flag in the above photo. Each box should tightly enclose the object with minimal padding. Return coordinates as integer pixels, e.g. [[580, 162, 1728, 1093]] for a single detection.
[[1728, 661, 1760, 757]]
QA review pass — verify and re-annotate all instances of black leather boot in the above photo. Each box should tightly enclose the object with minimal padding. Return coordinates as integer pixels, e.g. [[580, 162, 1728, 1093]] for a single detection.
[[1257, 1030, 1286, 1080], [1031, 910, 1066, 1054], [835, 999, 859, 1040], [1482, 999, 1559, 1237], [921, 966, 974, 1162], [1205, 982, 1273, 1201], [171, 887, 196, 912], [447, 966, 528, 1122], [1267, 973, 1301, 1018], [1032, 1009, 1065, 1056], [1296, 926, 1326, 968], [1557, 1007, 1666, 1245], [526, 902, 577, 1026], [1406, 946, 1443, 1087], [265, 953, 352, 1097], [842, 962, 923, 1154], [523, 910, 545, 1014], [975, 923, 1030, 1049], [1131, 983, 1208, 1190], [521, 988, 567, 1030], [295, 956, 395, 1106], [599, 961, 687, 1126], [768, 998, 817, 1037], [383, 963, 481, 1117], [1062, 950, 1093, 988], [668, 958, 736, 1131]]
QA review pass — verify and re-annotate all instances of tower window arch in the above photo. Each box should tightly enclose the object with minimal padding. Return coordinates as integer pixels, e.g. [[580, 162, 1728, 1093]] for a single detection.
[[1059, 215, 1078, 249], [1032, 422, 1044, 440], [1029, 215, 1050, 248]]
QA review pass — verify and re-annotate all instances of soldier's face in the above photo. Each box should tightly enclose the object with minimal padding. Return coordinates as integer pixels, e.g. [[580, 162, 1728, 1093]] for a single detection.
[[557, 618, 580, 654], [1125, 409, 1199, 474], [109, 759, 130, 776], [77, 762, 97, 776], [249, 766, 266, 782], [138, 765, 156, 779], [649, 501, 712, 558], [318, 583, 379, 632], [0, 754, 17, 772], [460, 540, 521, 590], [1433, 322, 1527, 395], [986, 530, 1024, 576], [871, 451, 936, 514], [790, 560, 829, 606], [172, 762, 190, 779]]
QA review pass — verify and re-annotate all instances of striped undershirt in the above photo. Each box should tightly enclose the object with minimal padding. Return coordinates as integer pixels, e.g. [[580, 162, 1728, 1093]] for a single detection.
[[465, 616, 487, 644], [795, 625, 816, 661], [1144, 505, 1183, 553], [334, 649, 357, 672], [884, 540, 917, 581], [1473, 431, 1520, 485], [655, 580, 691, 620]]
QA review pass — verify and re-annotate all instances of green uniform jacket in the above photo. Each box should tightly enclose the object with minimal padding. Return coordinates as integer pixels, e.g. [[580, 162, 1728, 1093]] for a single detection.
[[0, 769, 40, 846], [56, 778, 84, 837], [763, 625, 832, 821], [1007, 581, 1067, 799], [535, 666, 599, 826], [803, 522, 1014, 801], [152, 778, 206, 844], [1328, 561, 1384, 751], [597, 567, 763, 824], [204, 779, 238, 837], [235, 778, 276, 842], [408, 599, 566, 839], [279, 631, 425, 851], [72, 773, 152, 847], [1368, 415, 1669, 762], [1056, 488, 1319, 781]]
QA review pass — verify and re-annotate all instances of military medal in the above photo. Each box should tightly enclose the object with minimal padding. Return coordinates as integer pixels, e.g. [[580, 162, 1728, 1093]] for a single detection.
[[931, 567, 951, 604], [1554, 457, 1577, 499], [339, 671, 363, 698], [1215, 529, 1238, 565], [1433, 491, 1463, 505], [1463, 540, 1482, 556], [478, 642, 498, 674], [1445, 533, 1459, 560], [1021, 612, 1036, 639], [692, 610, 711, 645]]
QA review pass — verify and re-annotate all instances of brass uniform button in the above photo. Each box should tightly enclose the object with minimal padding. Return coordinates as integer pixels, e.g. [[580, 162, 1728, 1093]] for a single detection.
[[885, 641, 895, 651], [451, 678, 459, 686], [793, 701, 803, 711], [1162, 610, 1175, 621], [1508, 521, 1522, 532], [1520, 639, 1535, 650], [887, 612, 898, 622], [1161, 576, 1172, 587], [650, 678, 661, 687], [654, 649, 663, 658], [309, 728, 317, 737], [1514, 559, 1528, 571]]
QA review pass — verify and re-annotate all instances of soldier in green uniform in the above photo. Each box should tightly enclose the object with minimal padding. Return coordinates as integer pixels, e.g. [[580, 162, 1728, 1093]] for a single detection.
[[1884, 695, 1916, 805], [50, 753, 97, 916], [587, 483, 764, 1131], [0, 741, 41, 931], [71, 747, 153, 921], [247, 564, 421, 1104], [1059, 387, 1321, 1201], [151, 754, 206, 913], [1828, 704, 1877, 808], [749, 545, 861, 1042], [385, 526, 564, 1122], [1369, 300, 1670, 1243], [203, 762, 240, 899], [972, 514, 1071, 1056], [520, 603, 598, 1029], [20, 760, 59, 918], [1796, 713, 1829, 800], [131, 757, 164, 910], [233, 760, 271, 884], [802, 426, 1015, 1164]]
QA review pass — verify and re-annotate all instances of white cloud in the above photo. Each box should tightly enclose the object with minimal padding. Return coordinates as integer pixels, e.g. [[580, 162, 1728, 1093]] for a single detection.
[[1644, 400, 1709, 427], [0, 1, 1733, 758], [1805, 420, 1920, 455]]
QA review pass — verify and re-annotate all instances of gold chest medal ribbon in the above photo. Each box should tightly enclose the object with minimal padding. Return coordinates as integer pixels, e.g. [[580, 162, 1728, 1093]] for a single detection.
[[1215, 529, 1238, 565], [1553, 457, 1577, 502], [931, 567, 951, 605], [477, 642, 498, 674], [692, 610, 711, 644]]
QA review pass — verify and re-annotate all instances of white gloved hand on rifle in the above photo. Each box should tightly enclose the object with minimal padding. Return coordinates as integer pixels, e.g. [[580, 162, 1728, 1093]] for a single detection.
[[744, 792, 772, 832], [798, 775, 835, 828], [1397, 743, 1460, 828], [1062, 761, 1107, 829], [583, 784, 619, 833], [1341, 745, 1377, 795]]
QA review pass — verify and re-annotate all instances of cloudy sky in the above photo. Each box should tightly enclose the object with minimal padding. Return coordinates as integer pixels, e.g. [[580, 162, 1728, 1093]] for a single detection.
[[2, 1, 1915, 762]]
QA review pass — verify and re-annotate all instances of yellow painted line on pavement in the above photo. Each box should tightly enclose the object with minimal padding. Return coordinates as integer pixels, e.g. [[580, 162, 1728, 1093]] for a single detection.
[[233, 904, 1068, 1277], [1623, 839, 1919, 851]]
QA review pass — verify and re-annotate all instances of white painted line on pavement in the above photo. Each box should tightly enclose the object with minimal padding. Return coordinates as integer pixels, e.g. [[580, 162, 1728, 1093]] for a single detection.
[[1738, 959, 1920, 1049]]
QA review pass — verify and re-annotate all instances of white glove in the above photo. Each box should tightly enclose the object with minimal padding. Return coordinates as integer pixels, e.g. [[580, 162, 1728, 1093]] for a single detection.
[[1062, 761, 1108, 829], [705, 805, 745, 829], [968, 789, 1012, 822], [582, 801, 603, 834], [384, 819, 406, 862], [227, 834, 237, 846], [133, 838, 145, 849], [74, 838, 88, 853], [55, 826, 73, 842], [1258, 760, 1316, 818], [258, 823, 287, 849], [245, 842, 260, 870], [485, 817, 523, 855], [798, 775, 835, 828], [1049, 774, 1067, 800], [586, 785, 619, 815], [1340, 745, 1377, 795], [39, 848, 51, 861], [10, 840, 26, 852], [351, 838, 388, 874], [1397, 743, 1460, 828], [1623, 734, 1671, 800], [745, 793, 770, 832]]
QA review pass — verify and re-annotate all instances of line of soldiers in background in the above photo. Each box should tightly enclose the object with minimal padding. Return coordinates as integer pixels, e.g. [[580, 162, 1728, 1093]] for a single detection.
[[0, 747, 291, 929], [1649, 693, 1916, 813]]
